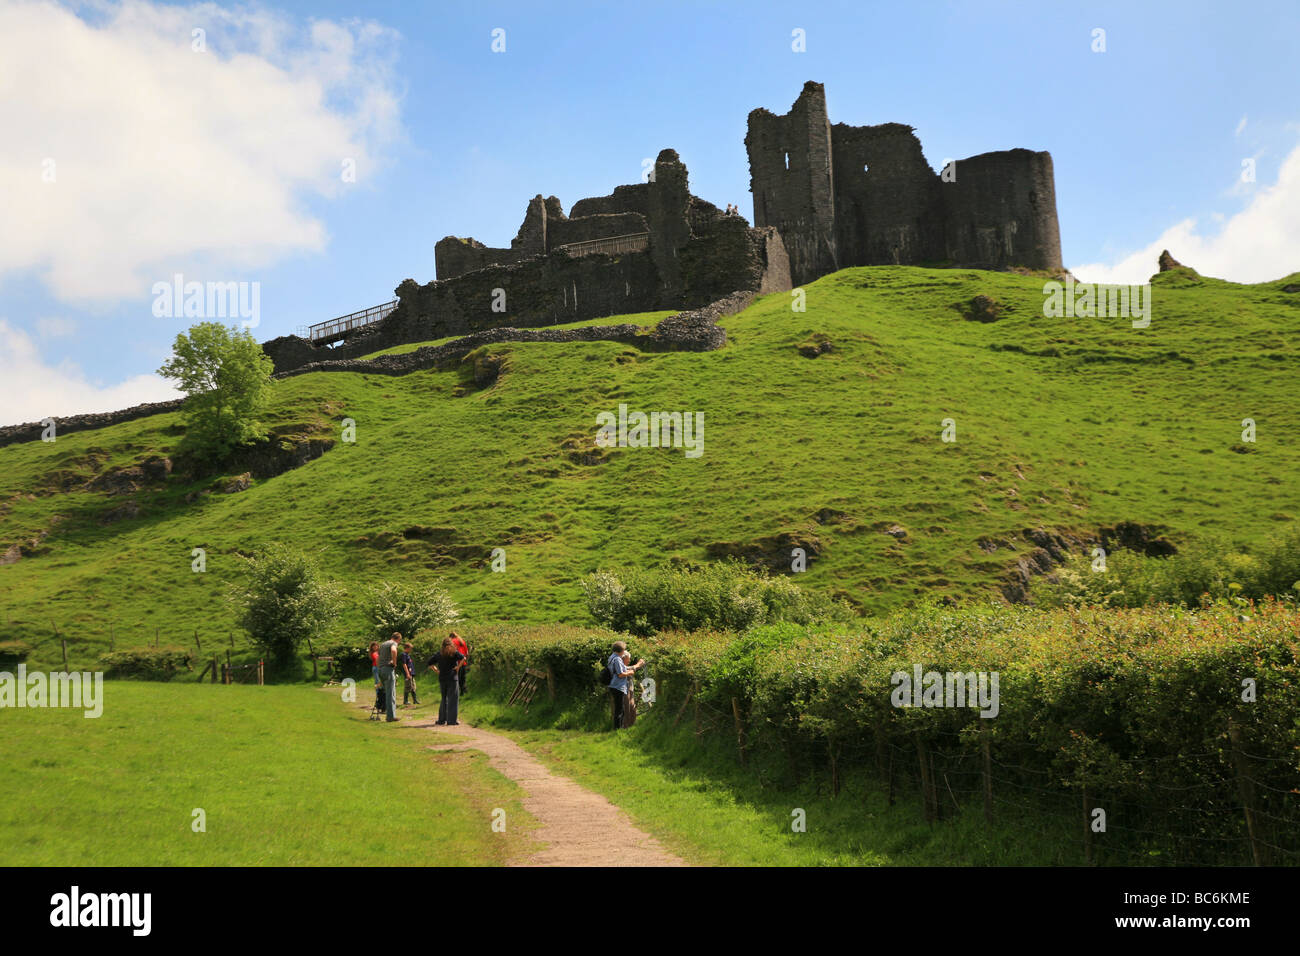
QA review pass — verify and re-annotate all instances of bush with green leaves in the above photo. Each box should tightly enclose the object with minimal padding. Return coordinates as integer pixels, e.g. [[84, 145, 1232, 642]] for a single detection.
[[230, 544, 345, 665], [466, 602, 1300, 863], [364, 580, 459, 641], [98, 647, 195, 680], [1034, 526, 1300, 608], [157, 322, 275, 461], [582, 560, 853, 635]]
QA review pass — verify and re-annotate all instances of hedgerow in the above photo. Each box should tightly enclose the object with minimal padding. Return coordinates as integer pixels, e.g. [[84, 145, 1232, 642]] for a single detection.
[[466, 602, 1300, 864]]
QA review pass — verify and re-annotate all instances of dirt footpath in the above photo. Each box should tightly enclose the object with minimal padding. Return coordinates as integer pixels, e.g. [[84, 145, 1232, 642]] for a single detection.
[[414, 718, 686, 867]]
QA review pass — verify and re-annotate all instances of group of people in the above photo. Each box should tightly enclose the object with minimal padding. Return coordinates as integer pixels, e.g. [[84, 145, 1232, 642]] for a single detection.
[[369, 631, 469, 726], [723, 203, 742, 216], [369, 633, 647, 733], [606, 640, 647, 730]]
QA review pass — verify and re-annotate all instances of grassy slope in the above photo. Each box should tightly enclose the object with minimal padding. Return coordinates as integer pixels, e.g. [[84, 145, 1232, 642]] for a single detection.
[[0, 682, 536, 865], [3, 265, 1299, 664]]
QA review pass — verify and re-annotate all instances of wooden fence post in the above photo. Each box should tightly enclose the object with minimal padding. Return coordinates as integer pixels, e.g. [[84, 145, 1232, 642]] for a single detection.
[[981, 721, 994, 826], [829, 738, 840, 797], [257, 660, 264, 686], [1227, 717, 1266, 866], [224, 650, 232, 685], [60, 637, 69, 671], [1083, 785, 1093, 865], [917, 736, 936, 823], [731, 697, 747, 765], [673, 682, 696, 730], [194, 630, 201, 652]]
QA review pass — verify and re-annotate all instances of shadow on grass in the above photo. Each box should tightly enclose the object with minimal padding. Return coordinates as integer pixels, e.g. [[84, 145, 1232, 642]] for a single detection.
[[459, 690, 1084, 866]]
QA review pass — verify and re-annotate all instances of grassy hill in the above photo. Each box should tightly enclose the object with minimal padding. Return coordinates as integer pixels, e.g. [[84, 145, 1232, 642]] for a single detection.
[[3, 264, 1299, 666]]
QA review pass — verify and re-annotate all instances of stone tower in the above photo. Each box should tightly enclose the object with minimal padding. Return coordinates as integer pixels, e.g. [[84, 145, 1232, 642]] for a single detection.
[[746, 81, 1063, 284]]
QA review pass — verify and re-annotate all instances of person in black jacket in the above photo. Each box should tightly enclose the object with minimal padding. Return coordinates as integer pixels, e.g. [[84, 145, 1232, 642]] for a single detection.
[[429, 635, 466, 726]]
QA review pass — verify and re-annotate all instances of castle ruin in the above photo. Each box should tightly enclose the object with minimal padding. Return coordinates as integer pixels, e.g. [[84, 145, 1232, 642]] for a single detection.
[[746, 81, 1062, 285], [262, 82, 1061, 374]]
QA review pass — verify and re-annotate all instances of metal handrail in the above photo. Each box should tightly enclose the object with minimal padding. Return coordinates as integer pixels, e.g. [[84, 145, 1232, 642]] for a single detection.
[[305, 299, 398, 342], [554, 232, 651, 257]]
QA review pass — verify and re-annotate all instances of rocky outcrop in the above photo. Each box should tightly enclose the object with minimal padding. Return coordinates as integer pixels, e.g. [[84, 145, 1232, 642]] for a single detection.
[[1157, 249, 1187, 272]]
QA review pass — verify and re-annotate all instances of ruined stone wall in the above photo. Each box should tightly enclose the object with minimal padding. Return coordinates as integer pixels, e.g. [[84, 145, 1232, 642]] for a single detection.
[[548, 212, 648, 247], [942, 149, 1061, 271], [570, 183, 650, 218], [830, 122, 945, 266], [435, 194, 560, 280], [745, 81, 838, 287], [746, 81, 1063, 280]]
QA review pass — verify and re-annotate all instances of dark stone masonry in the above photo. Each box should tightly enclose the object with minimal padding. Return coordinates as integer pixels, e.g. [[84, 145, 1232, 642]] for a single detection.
[[746, 81, 1063, 285], [264, 81, 1060, 376]]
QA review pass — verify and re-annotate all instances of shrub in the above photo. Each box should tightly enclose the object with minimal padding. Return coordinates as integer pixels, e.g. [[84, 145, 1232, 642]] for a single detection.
[[230, 543, 346, 665], [0, 640, 31, 666], [99, 647, 195, 680], [582, 559, 853, 635], [1034, 528, 1300, 608], [363, 581, 460, 641]]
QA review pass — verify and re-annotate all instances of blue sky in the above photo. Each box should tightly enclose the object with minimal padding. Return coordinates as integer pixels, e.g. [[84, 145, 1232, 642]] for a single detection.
[[2, 0, 1298, 423]]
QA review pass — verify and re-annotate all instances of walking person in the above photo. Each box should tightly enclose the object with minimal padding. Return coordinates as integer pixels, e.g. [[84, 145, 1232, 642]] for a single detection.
[[378, 632, 401, 723], [429, 635, 467, 726], [607, 640, 645, 730], [400, 642, 420, 707], [450, 631, 470, 696]]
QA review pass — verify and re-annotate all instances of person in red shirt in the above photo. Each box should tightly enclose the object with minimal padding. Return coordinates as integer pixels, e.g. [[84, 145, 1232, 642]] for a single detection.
[[369, 641, 381, 710], [449, 631, 470, 695]]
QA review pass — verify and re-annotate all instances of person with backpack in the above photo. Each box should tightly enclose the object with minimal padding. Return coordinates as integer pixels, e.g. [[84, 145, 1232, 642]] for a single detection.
[[429, 634, 467, 726], [605, 640, 645, 730], [400, 642, 420, 707], [378, 632, 402, 723]]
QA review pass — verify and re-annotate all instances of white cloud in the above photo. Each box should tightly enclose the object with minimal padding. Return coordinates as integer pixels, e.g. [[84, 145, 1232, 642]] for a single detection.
[[1235, 115, 1248, 137], [0, 320, 181, 425], [0, 0, 402, 303], [35, 316, 78, 339], [1073, 141, 1300, 285]]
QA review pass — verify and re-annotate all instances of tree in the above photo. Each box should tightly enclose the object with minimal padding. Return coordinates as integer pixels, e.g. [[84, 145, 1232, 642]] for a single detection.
[[232, 544, 345, 665], [157, 322, 274, 460], [364, 581, 460, 640]]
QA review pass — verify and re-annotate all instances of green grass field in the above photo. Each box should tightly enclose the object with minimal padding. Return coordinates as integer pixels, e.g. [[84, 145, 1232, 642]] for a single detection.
[[0, 682, 536, 865], [3, 264, 1299, 666]]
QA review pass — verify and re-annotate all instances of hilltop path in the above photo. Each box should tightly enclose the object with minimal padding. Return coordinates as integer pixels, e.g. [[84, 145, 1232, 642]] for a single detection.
[[409, 717, 686, 867]]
